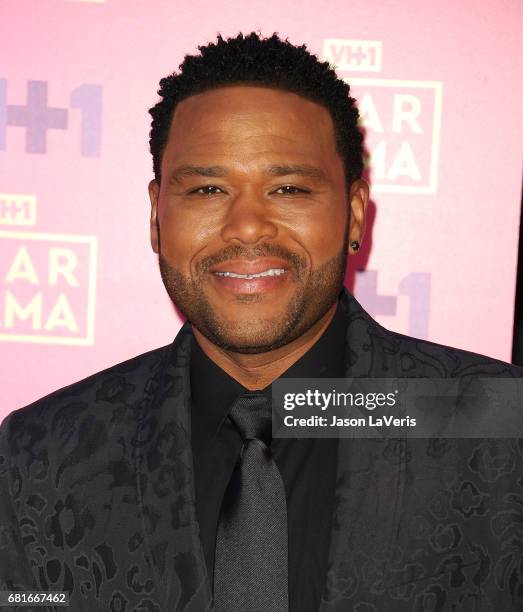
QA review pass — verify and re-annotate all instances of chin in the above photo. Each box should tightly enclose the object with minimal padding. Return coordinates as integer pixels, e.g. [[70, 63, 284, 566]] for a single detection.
[[205, 323, 294, 354]]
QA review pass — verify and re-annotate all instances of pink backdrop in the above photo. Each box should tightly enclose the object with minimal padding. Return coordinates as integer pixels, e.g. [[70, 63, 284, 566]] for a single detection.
[[1, 0, 522, 419]]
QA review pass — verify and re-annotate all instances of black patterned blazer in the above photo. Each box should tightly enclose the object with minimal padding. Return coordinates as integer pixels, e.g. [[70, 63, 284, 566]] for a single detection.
[[1, 287, 522, 612]]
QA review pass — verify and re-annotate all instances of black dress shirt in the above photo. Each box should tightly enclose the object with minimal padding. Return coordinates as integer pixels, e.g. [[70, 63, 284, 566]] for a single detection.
[[189, 298, 347, 612]]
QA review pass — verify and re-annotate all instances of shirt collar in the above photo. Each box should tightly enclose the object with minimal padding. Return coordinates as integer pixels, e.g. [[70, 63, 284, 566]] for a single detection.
[[190, 296, 347, 439]]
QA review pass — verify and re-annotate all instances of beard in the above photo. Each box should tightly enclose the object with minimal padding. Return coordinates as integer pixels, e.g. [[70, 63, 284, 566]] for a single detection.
[[157, 218, 349, 354]]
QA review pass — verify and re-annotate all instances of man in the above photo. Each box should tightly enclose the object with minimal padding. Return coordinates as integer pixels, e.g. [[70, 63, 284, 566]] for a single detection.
[[1, 32, 522, 612]]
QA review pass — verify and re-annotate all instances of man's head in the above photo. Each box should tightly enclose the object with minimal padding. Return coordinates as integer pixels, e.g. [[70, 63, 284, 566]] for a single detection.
[[148, 32, 368, 354]]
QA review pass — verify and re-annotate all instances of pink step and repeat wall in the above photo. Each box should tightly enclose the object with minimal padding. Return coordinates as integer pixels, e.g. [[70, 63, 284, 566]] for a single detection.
[[1, 0, 522, 418]]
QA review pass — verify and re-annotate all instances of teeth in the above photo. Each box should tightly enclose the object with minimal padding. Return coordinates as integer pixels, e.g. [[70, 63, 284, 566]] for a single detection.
[[215, 268, 286, 279]]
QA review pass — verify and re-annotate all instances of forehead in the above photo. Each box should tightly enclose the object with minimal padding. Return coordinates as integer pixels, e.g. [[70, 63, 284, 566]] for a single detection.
[[163, 85, 339, 166]]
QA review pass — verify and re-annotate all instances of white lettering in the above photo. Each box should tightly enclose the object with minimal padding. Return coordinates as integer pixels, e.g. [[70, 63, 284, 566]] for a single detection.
[[392, 94, 423, 134], [48, 248, 79, 286], [359, 93, 384, 133], [4, 290, 42, 328], [44, 293, 79, 331], [388, 141, 421, 181], [5, 246, 39, 284]]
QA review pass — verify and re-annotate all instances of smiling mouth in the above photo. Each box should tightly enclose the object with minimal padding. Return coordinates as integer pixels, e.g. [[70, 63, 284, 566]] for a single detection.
[[213, 268, 286, 279]]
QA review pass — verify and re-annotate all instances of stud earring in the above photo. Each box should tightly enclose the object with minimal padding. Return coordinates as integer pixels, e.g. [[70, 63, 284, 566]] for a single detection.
[[350, 240, 360, 252]]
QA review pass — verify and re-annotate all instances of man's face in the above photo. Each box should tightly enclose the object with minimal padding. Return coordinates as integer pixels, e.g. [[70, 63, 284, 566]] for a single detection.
[[149, 85, 367, 354]]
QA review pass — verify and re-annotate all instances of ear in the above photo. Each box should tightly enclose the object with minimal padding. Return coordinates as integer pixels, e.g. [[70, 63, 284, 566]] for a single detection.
[[148, 179, 160, 254], [347, 179, 369, 254]]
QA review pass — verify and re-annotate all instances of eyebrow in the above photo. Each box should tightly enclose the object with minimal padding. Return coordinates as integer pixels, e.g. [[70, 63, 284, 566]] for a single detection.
[[167, 163, 328, 184]]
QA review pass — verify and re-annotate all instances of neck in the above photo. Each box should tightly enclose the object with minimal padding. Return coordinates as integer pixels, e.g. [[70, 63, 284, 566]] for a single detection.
[[191, 302, 338, 390]]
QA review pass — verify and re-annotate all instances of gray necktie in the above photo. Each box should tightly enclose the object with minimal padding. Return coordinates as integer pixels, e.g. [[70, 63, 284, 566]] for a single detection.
[[212, 392, 289, 611]]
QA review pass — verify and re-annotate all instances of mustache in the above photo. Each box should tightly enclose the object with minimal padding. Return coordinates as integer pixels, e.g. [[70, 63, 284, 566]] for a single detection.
[[197, 243, 306, 274]]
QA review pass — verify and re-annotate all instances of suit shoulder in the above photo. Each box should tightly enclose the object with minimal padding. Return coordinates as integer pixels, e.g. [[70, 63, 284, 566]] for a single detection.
[[379, 323, 523, 378], [0, 343, 172, 432], [340, 289, 523, 377]]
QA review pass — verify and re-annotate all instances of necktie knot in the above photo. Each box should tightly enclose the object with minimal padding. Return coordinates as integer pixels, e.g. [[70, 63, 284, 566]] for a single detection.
[[228, 393, 272, 444]]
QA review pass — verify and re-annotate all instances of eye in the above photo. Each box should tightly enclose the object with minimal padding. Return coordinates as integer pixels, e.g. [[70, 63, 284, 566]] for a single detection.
[[189, 185, 224, 196], [273, 185, 309, 195]]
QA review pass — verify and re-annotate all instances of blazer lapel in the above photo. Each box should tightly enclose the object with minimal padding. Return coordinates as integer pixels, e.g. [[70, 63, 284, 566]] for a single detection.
[[135, 321, 212, 611], [319, 288, 407, 610]]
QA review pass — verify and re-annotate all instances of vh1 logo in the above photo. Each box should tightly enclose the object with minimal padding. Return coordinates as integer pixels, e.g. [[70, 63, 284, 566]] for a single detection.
[[349, 78, 442, 194], [0, 80, 102, 156], [0, 193, 37, 226], [0, 231, 97, 345], [323, 39, 382, 72]]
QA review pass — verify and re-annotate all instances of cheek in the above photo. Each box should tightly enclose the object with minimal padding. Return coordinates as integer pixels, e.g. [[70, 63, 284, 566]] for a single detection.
[[292, 208, 347, 261], [159, 209, 210, 267]]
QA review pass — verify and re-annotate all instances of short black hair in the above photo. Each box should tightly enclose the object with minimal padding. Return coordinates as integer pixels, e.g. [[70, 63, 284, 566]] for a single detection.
[[148, 31, 364, 187]]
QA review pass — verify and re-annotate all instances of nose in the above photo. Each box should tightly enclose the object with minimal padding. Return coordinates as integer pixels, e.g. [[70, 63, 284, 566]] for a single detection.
[[220, 189, 278, 245]]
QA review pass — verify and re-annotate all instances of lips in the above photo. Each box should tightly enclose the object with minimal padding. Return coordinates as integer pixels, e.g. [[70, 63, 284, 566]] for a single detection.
[[209, 258, 292, 295]]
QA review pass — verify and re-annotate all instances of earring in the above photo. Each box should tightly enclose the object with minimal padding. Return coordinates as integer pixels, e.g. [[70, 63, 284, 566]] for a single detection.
[[350, 240, 360, 252]]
